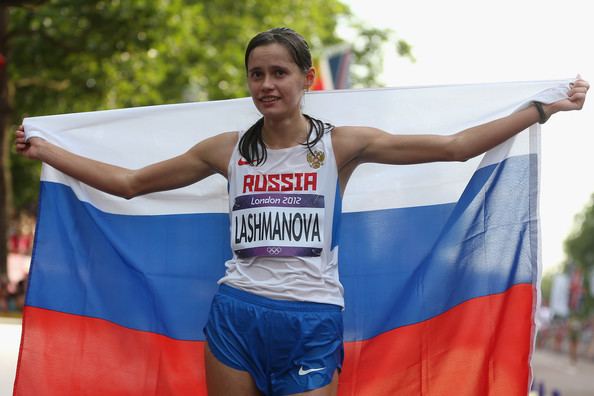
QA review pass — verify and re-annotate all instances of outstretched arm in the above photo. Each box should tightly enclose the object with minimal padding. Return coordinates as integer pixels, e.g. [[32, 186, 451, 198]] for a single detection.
[[15, 126, 237, 199], [334, 78, 589, 169]]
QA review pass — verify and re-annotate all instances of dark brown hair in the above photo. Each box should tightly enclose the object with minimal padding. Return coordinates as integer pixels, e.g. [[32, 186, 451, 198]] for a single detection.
[[239, 28, 331, 165]]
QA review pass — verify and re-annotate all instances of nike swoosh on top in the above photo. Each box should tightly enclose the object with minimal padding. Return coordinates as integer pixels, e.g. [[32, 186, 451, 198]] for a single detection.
[[238, 158, 251, 166], [298, 366, 326, 376]]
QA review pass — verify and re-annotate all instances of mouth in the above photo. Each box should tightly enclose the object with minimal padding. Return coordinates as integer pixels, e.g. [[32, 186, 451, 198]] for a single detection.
[[260, 96, 280, 104]]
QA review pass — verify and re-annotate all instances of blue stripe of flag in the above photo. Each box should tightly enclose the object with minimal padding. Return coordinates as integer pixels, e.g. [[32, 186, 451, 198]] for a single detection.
[[27, 155, 535, 341]]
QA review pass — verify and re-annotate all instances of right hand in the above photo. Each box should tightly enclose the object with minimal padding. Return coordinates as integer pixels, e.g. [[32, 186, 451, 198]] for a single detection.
[[15, 125, 43, 160]]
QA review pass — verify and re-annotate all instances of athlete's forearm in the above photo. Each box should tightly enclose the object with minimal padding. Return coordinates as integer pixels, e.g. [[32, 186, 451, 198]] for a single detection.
[[450, 102, 557, 161], [35, 139, 137, 198]]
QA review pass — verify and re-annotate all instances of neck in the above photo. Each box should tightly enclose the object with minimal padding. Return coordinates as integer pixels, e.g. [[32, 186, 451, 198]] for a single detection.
[[261, 113, 310, 149]]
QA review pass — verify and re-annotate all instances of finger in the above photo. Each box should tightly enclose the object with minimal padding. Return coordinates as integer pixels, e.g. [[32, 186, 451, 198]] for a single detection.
[[569, 86, 588, 97], [568, 92, 586, 102], [567, 94, 586, 109], [15, 131, 26, 141], [572, 80, 589, 89], [568, 84, 589, 100]]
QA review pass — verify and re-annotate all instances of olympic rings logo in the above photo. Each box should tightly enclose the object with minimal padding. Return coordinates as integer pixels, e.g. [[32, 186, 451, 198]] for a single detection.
[[267, 247, 282, 255]]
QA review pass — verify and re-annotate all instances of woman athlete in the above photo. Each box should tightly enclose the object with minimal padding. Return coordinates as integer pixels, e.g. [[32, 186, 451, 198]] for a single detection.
[[15, 28, 588, 396]]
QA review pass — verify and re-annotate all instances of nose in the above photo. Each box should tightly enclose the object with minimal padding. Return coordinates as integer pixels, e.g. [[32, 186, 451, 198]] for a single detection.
[[262, 74, 274, 90]]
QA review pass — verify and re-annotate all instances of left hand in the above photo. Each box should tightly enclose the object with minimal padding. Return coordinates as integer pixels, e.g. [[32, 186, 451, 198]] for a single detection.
[[546, 76, 589, 115]]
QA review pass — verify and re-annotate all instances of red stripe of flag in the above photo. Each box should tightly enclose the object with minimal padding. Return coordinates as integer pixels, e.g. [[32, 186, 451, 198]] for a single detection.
[[15, 283, 533, 395]]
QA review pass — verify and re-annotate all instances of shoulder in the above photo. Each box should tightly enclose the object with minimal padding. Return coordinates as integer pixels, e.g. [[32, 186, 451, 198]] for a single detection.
[[190, 131, 240, 177], [331, 125, 384, 150], [330, 126, 384, 169], [208, 131, 240, 146], [190, 131, 238, 152], [187, 131, 239, 167]]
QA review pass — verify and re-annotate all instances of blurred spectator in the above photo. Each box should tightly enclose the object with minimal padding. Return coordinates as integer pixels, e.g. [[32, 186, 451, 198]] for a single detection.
[[586, 316, 594, 361], [0, 273, 28, 314], [1, 213, 35, 316], [536, 303, 552, 348], [0, 274, 9, 313], [568, 315, 581, 364], [8, 212, 35, 255], [552, 317, 567, 353]]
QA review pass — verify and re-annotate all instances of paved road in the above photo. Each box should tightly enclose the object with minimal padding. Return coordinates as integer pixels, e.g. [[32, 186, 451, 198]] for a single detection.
[[2, 319, 592, 395], [0, 319, 21, 395], [531, 348, 594, 396]]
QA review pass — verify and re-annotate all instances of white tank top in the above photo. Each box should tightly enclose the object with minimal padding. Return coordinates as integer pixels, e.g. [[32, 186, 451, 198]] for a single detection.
[[218, 126, 344, 307]]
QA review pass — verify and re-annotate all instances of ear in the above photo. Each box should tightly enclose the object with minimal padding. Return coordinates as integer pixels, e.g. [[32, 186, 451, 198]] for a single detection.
[[304, 67, 316, 90]]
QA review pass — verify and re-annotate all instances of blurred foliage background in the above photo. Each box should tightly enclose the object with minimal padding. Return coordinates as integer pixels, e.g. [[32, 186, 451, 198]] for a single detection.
[[564, 194, 594, 318], [540, 194, 594, 320], [0, 0, 414, 274], [4, 2, 591, 321]]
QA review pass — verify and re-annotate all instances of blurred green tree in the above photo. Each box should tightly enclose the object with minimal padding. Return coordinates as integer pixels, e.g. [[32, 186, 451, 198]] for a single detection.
[[2, 0, 50, 280], [1, 0, 410, 275], [565, 193, 594, 317]]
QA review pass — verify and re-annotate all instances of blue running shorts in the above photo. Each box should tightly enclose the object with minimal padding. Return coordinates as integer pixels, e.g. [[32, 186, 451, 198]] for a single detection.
[[204, 284, 344, 396]]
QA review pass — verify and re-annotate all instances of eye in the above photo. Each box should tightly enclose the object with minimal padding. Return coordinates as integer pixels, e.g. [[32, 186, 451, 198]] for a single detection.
[[275, 69, 286, 77], [250, 71, 263, 80]]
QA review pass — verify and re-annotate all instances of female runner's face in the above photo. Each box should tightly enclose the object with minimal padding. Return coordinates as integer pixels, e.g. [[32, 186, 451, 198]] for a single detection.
[[246, 43, 314, 120]]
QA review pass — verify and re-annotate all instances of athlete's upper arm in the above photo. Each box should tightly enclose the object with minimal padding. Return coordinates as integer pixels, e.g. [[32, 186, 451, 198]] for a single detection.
[[129, 132, 237, 197], [333, 126, 455, 168], [186, 131, 238, 177]]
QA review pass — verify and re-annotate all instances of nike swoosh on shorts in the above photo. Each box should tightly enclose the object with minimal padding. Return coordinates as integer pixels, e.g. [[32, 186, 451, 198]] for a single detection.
[[298, 366, 326, 376]]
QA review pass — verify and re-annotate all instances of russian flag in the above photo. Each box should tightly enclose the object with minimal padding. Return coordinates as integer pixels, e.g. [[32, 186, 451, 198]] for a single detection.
[[15, 81, 569, 395]]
